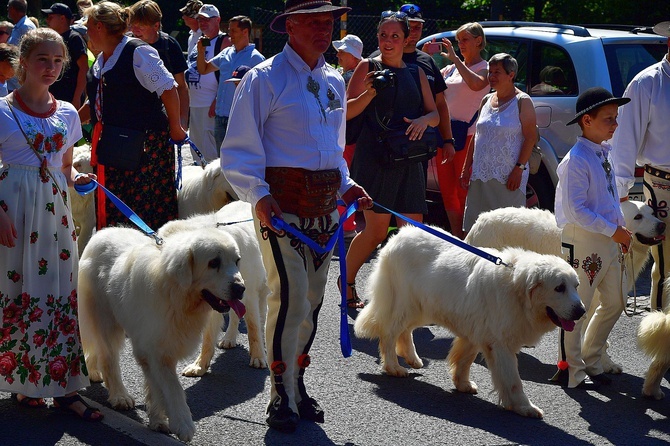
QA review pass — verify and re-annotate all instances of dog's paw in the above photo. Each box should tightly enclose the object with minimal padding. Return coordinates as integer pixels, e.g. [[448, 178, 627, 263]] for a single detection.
[[109, 393, 135, 410], [642, 386, 665, 400], [169, 417, 196, 442], [181, 363, 207, 377], [454, 380, 478, 394], [218, 339, 238, 349], [249, 356, 267, 369], [382, 363, 409, 377], [601, 355, 623, 374], [511, 403, 544, 419], [148, 418, 170, 434], [88, 370, 103, 383], [405, 357, 424, 369]]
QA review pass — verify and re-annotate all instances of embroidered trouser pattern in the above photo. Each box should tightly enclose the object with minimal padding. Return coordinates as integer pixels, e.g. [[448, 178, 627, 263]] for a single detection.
[[643, 170, 670, 310], [559, 224, 624, 388], [254, 208, 338, 414]]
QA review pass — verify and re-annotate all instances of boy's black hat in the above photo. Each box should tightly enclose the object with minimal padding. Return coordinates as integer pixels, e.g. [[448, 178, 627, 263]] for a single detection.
[[567, 87, 630, 126]]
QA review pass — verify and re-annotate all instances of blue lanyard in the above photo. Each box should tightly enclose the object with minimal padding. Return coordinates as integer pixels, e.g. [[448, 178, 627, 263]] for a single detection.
[[171, 136, 208, 190]]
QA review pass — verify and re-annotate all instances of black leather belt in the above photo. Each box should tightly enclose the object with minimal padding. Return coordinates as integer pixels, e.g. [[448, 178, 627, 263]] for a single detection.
[[644, 164, 670, 180]]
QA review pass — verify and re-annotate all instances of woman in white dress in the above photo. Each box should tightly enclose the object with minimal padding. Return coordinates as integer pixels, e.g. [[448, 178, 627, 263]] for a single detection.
[[461, 53, 537, 234], [0, 28, 101, 421]]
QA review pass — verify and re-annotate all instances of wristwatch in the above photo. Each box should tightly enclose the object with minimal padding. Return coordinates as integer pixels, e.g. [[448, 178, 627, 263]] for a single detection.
[[443, 138, 455, 146], [515, 162, 527, 170]]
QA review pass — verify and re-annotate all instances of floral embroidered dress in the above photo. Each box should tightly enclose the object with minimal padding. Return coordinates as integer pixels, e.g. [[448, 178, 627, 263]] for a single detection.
[[0, 98, 89, 397]]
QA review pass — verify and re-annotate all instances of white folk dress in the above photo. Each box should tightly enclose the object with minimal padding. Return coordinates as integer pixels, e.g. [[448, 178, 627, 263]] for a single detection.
[[0, 98, 89, 397]]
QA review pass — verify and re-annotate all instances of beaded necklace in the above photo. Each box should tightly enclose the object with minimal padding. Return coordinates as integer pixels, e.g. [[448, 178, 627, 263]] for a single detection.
[[14, 90, 57, 118]]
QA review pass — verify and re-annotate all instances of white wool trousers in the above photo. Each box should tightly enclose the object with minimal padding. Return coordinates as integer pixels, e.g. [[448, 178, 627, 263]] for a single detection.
[[187, 106, 218, 162], [559, 223, 624, 388], [253, 208, 338, 413]]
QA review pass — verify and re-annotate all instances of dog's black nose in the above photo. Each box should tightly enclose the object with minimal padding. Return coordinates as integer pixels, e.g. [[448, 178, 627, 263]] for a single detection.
[[658, 222, 666, 233], [572, 304, 586, 321], [230, 282, 245, 300]]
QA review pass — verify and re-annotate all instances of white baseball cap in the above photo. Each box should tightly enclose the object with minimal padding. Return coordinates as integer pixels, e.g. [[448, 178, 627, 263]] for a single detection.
[[197, 4, 219, 18], [332, 34, 363, 60]]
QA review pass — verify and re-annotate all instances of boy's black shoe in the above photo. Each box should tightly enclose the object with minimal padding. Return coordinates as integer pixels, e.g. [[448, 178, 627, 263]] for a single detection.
[[266, 397, 299, 433], [298, 397, 325, 423]]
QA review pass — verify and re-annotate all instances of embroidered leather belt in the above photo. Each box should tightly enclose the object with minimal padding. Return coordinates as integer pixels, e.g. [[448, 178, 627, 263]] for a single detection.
[[265, 167, 341, 218], [644, 164, 670, 181]]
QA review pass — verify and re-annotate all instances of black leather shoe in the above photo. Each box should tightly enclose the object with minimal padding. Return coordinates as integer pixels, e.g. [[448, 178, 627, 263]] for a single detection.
[[266, 398, 299, 433], [297, 397, 325, 423], [573, 377, 601, 390], [589, 373, 612, 385]]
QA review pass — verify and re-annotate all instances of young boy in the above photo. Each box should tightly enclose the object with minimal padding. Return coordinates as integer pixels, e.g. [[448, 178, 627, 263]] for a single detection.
[[553, 87, 632, 389]]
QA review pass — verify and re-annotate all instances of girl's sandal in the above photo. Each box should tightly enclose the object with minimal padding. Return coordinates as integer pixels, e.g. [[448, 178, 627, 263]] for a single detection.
[[53, 394, 104, 422], [337, 275, 365, 309], [12, 393, 46, 408]]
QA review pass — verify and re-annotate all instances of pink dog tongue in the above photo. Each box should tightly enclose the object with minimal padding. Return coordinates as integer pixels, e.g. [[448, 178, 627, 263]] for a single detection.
[[229, 299, 246, 319], [560, 318, 575, 332]]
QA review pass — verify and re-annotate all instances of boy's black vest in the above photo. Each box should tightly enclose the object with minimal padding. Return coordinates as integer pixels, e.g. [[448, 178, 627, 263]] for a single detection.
[[86, 39, 168, 132]]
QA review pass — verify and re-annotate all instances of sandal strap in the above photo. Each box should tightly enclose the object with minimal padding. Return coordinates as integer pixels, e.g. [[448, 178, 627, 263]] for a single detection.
[[54, 394, 85, 407]]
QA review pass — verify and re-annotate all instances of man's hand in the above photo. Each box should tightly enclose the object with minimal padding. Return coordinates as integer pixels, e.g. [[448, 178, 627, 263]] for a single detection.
[[440, 143, 455, 164], [341, 184, 373, 210], [255, 195, 284, 234]]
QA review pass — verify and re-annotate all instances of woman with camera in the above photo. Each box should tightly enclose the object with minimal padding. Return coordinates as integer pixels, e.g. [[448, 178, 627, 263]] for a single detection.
[[342, 11, 439, 307], [460, 53, 537, 234], [426, 22, 489, 239]]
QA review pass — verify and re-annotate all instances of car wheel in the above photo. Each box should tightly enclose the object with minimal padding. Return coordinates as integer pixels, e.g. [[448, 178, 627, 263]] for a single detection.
[[527, 163, 555, 210]]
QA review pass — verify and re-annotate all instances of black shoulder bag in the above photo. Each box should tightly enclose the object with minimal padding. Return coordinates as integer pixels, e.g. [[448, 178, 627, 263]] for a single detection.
[[373, 60, 438, 167]]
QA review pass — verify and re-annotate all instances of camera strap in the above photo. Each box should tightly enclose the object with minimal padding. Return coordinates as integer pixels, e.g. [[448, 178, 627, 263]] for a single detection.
[[370, 59, 399, 130]]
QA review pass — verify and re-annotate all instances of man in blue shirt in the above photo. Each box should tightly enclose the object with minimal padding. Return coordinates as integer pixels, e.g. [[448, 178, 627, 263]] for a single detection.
[[6, 0, 35, 92], [196, 14, 264, 150]]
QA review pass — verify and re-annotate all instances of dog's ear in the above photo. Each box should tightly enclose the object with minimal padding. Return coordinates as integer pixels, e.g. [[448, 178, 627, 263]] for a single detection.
[[163, 241, 194, 289]]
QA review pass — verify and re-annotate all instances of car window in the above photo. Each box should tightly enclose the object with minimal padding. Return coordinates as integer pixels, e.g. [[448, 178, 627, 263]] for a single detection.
[[529, 42, 578, 96], [604, 43, 667, 96], [483, 38, 529, 92]]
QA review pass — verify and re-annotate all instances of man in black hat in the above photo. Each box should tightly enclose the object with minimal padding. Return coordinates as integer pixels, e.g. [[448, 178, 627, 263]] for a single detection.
[[221, 0, 372, 433], [612, 22, 670, 311], [42, 2, 88, 109]]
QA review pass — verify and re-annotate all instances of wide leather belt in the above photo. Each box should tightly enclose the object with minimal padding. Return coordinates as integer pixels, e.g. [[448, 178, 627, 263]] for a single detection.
[[265, 167, 341, 218], [644, 164, 670, 181]]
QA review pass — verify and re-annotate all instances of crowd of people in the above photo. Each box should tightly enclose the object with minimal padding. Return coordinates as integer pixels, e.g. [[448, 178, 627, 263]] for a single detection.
[[0, 0, 668, 435]]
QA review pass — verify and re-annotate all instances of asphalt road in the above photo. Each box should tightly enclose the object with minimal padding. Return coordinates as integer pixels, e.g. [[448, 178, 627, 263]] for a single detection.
[[1, 250, 669, 446]]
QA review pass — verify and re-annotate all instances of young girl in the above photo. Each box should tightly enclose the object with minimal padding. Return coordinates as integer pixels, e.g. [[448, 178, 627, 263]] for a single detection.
[[0, 28, 102, 421]]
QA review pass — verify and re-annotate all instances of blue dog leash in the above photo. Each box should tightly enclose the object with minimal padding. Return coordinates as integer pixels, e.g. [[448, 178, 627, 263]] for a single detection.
[[74, 179, 163, 245], [270, 202, 359, 358], [372, 202, 508, 267], [171, 136, 208, 190]]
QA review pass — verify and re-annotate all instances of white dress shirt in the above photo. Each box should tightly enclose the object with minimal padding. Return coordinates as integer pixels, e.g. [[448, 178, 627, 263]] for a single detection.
[[221, 43, 355, 208], [555, 137, 624, 237], [611, 55, 670, 198]]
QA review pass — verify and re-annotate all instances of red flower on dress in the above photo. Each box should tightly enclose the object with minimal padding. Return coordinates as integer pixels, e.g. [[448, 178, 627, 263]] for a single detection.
[[33, 133, 44, 150], [28, 367, 41, 385], [30, 232, 38, 244], [0, 352, 18, 376], [59, 249, 70, 261], [33, 332, 45, 347], [68, 289, 77, 311], [0, 326, 12, 344], [21, 292, 30, 309], [28, 306, 43, 322], [53, 133, 64, 151], [58, 316, 76, 336], [46, 294, 55, 306], [70, 355, 81, 376], [3, 302, 22, 324], [7, 270, 20, 283], [48, 356, 68, 382], [46, 329, 59, 348]]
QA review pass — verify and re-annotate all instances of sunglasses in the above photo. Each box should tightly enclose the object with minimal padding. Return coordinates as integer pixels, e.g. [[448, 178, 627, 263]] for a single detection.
[[399, 4, 422, 16], [380, 10, 408, 20]]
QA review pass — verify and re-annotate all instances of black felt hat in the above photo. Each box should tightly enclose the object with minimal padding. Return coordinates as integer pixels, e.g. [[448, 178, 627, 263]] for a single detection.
[[566, 87, 631, 126], [270, 0, 350, 34]]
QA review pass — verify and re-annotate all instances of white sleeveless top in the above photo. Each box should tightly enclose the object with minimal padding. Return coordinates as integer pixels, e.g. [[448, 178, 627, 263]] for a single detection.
[[471, 93, 529, 189]]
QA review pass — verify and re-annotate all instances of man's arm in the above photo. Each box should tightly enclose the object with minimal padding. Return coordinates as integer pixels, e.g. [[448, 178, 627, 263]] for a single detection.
[[174, 72, 190, 129], [196, 39, 219, 75]]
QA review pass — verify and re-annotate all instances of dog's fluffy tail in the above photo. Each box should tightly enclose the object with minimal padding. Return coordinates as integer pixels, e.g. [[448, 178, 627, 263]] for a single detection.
[[638, 308, 670, 363], [354, 250, 395, 340]]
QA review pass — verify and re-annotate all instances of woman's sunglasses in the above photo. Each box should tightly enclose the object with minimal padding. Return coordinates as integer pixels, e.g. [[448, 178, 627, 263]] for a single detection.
[[380, 10, 408, 20]]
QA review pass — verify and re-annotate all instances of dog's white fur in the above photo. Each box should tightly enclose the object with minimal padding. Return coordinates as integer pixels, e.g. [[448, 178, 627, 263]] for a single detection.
[[78, 226, 247, 441], [159, 201, 269, 374], [69, 144, 95, 255], [355, 225, 585, 418], [465, 201, 666, 374], [638, 289, 670, 400], [177, 159, 238, 218]]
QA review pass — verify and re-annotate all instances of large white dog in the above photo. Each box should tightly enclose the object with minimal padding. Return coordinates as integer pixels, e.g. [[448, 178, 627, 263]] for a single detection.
[[159, 201, 269, 374], [465, 200, 666, 286], [638, 286, 670, 400], [355, 225, 585, 418], [78, 227, 247, 441], [177, 160, 238, 218]]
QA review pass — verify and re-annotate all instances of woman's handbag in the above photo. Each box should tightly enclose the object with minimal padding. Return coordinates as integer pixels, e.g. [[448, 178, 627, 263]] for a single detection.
[[96, 125, 146, 171], [450, 112, 479, 152], [378, 126, 439, 167]]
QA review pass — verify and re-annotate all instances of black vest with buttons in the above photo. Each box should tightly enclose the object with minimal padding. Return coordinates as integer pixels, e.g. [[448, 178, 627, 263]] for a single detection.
[[86, 39, 168, 132]]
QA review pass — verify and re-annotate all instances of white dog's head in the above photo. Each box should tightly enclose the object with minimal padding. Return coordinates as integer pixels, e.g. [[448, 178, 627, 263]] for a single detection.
[[205, 159, 238, 206], [507, 248, 585, 332], [621, 200, 666, 246], [162, 228, 246, 318]]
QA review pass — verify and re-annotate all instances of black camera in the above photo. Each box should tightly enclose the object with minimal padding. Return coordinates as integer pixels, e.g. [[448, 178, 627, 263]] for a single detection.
[[372, 69, 396, 92], [201, 37, 211, 47]]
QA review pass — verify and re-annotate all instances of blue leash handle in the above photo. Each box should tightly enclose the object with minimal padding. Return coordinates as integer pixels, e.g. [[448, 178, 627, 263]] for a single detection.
[[270, 201, 358, 358], [74, 179, 162, 244], [372, 202, 506, 266], [170, 136, 208, 190]]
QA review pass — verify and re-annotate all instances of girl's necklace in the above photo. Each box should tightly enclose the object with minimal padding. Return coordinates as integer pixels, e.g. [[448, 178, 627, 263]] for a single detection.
[[14, 90, 57, 118]]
